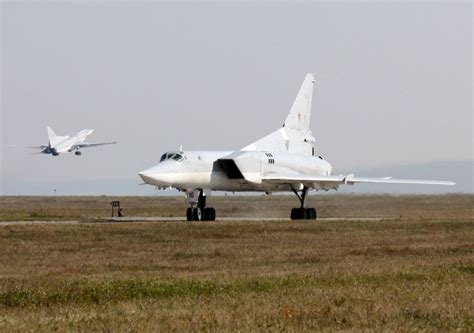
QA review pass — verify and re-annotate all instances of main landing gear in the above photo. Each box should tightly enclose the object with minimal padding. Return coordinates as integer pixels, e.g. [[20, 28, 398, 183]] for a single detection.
[[186, 190, 216, 221], [290, 185, 317, 220]]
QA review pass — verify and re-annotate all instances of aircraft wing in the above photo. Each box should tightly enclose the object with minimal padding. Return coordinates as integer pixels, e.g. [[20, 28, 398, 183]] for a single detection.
[[262, 174, 455, 190], [70, 142, 117, 150]]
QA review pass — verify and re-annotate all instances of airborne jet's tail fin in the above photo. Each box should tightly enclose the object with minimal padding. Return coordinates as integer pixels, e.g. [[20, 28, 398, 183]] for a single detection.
[[46, 126, 68, 146], [47, 127, 57, 143], [242, 74, 316, 155]]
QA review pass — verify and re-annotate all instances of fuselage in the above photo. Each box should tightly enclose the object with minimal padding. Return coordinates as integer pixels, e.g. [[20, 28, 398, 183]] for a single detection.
[[139, 150, 332, 192], [136, 74, 454, 222], [49, 129, 92, 154]]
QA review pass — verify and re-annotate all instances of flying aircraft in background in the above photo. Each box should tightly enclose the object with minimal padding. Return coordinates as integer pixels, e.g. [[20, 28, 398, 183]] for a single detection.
[[139, 74, 455, 221], [27, 127, 116, 156]]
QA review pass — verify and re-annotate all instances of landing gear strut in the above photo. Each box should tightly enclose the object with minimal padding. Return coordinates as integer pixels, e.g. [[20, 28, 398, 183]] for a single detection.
[[290, 185, 317, 220], [186, 190, 216, 221]]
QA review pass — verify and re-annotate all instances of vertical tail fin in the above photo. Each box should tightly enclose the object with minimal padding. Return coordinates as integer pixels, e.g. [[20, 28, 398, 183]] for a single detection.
[[47, 127, 57, 142], [242, 74, 316, 155], [46, 126, 57, 142], [46, 126, 61, 146], [284, 74, 315, 131], [46, 127, 69, 147]]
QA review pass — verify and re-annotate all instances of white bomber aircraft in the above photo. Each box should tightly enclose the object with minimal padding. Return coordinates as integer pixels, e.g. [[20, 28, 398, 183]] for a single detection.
[[28, 127, 116, 156], [139, 74, 455, 221]]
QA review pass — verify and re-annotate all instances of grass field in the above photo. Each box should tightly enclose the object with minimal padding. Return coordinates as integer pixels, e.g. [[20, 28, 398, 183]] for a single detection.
[[0, 193, 472, 221], [0, 195, 472, 331]]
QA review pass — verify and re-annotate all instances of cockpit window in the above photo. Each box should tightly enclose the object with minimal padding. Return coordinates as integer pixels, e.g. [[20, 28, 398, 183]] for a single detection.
[[160, 152, 185, 163]]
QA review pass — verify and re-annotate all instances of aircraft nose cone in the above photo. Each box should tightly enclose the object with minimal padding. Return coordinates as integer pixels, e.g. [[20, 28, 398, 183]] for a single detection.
[[138, 163, 176, 186], [138, 170, 155, 184]]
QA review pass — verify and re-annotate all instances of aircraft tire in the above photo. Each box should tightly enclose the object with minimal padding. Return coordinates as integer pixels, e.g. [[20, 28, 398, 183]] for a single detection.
[[196, 208, 203, 221], [202, 208, 216, 221], [186, 208, 193, 221], [291, 208, 317, 220], [291, 208, 303, 220], [307, 208, 317, 220], [191, 208, 199, 221], [188, 208, 215, 221], [304, 209, 310, 220]]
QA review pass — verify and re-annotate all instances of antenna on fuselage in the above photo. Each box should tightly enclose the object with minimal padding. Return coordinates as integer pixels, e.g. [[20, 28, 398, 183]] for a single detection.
[[179, 144, 183, 153]]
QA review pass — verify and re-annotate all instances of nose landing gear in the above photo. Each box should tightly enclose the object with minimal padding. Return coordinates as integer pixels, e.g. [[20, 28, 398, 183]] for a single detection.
[[186, 207, 216, 221], [290, 185, 317, 220], [186, 190, 216, 221]]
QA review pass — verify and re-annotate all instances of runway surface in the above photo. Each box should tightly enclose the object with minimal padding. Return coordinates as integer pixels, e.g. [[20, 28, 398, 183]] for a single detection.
[[0, 217, 402, 226]]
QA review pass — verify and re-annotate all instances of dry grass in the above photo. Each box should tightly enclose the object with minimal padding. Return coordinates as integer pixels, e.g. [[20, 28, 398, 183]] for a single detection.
[[0, 195, 472, 331], [0, 194, 472, 220]]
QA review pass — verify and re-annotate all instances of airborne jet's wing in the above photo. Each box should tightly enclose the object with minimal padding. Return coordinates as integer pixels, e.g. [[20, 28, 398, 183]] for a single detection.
[[7, 145, 48, 149], [263, 174, 455, 190], [9, 145, 49, 154], [70, 142, 117, 150]]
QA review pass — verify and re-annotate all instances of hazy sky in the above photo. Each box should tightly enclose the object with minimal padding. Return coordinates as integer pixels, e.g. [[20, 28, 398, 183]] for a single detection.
[[1, 1, 472, 195]]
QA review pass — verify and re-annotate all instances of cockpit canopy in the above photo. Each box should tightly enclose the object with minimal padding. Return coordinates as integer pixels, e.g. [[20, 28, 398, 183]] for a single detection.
[[160, 151, 186, 163]]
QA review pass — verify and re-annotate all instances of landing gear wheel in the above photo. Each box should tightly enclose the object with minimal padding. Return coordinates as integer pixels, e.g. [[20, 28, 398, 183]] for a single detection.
[[206, 208, 216, 221], [290, 208, 317, 220], [290, 186, 318, 220], [185, 190, 217, 221], [204, 208, 210, 221], [291, 208, 299, 220], [290, 208, 303, 220], [186, 208, 193, 221], [201, 208, 216, 221]]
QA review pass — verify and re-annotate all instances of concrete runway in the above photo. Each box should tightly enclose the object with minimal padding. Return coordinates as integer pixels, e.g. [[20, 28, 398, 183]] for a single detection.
[[0, 217, 401, 226]]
